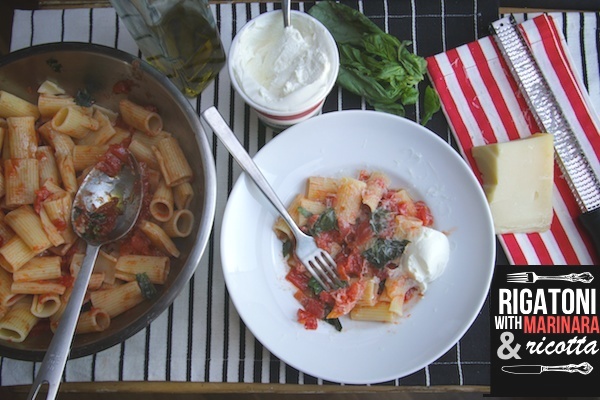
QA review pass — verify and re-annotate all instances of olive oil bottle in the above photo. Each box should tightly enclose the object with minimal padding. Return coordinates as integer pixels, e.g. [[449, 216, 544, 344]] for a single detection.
[[111, 0, 226, 97]]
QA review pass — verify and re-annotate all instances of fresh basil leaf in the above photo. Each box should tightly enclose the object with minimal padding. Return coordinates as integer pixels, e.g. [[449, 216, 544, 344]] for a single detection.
[[421, 85, 441, 126], [376, 64, 406, 82], [74, 89, 95, 107], [399, 86, 419, 106], [310, 208, 337, 236], [136, 273, 158, 299], [46, 57, 63, 73], [297, 206, 313, 218], [363, 34, 399, 61], [308, 277, 324, 295], [338, 69, 394, 103], [282, 240, 293, 258], [362, 238, 409, 268], [370, 208, 390, 234], [309, 1, 438, 121], [308, 1, 383, 46], [398, 41, 426, 81], [372, 101, 405, 116], [325, 318, 343, 332]]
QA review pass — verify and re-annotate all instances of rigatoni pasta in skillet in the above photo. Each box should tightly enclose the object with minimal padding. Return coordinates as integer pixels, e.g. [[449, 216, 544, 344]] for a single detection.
[[0, 82, 195, 343], [274, 171, 450, 331]]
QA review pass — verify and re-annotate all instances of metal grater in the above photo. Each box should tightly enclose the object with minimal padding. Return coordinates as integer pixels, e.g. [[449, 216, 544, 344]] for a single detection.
[[491, 15, 600, 256]]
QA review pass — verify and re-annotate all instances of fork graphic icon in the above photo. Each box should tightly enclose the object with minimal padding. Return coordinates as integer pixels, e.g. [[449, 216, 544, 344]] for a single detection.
[[506, 272, 594, 284]]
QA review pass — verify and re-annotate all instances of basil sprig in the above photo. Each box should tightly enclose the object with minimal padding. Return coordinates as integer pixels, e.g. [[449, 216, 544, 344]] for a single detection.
[[362, 238, 409, 268], [308, 2, 440, 125]]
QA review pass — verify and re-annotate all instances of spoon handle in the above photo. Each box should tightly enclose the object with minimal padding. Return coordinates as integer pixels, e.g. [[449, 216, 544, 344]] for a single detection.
[[27, 244, 101, 400], [282, 0, 291, 27]]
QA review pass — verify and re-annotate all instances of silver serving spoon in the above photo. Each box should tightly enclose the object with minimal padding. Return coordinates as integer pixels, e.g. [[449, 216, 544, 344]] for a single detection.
[[282, 0, 291, 28], [27, 150, 142, 400]]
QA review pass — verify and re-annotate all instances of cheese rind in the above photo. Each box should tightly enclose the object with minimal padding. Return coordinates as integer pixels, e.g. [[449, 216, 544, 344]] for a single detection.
[[472, 133, 554, 234]]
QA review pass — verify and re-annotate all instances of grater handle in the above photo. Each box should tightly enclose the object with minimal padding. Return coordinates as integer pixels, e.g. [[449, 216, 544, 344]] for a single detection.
[[579, 208, 600, 259]]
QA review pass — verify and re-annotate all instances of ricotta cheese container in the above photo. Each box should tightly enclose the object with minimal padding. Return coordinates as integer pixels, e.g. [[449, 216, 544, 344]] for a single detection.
[[228, 10, 339, 129]]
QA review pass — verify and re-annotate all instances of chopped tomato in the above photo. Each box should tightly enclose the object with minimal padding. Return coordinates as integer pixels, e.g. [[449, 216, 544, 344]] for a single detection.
[[300, 296, 326, 320], [354, 217, 374, 246], [395, 201, 411, 216], [327, 280, 366, 319], [294, 290, 327, 329], [119, 229, 161, 256], [336, 250, 363, 281], [110, 143, 131, 162], [286, 267, 310, 292], [337, 220, 354, 243], [297, 309, 318, 330], [414, 201, 434, 226], [96, 143, 130, 177], [318, 290, 336, 307], [97, 151, 122, 177], [314, 229, 340, 253]]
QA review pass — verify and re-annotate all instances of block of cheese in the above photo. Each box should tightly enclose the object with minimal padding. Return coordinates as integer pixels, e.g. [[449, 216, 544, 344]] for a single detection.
[[471, 133, 554, 234]]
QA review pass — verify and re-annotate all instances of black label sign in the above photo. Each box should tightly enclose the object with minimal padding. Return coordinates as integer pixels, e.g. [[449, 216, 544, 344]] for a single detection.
[[489, 265, 599, 397]]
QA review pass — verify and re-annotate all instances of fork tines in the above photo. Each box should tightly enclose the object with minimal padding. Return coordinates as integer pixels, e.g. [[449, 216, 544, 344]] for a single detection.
[[506, 272, 532, 283], [307, 250, 344, 291]]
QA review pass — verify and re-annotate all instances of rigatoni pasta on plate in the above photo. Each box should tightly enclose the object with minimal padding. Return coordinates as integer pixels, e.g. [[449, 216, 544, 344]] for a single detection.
[[274, 170, 451, 331], [0, 82, 195, 343]]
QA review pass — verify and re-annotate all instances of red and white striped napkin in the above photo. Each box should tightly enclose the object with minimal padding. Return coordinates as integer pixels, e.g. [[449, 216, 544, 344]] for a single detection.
[[427, 14, 600, 265]]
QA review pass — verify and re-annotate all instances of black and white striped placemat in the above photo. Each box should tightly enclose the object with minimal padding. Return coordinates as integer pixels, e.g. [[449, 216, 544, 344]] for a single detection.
[[2, 0, 598, 388]]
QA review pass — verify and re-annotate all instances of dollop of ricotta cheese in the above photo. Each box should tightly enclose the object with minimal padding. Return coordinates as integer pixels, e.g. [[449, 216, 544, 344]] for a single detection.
[[399, 227, 450, 292]]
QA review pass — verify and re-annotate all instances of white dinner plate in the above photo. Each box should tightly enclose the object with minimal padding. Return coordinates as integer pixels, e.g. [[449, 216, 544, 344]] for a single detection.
[[221, 110, 495, 384]]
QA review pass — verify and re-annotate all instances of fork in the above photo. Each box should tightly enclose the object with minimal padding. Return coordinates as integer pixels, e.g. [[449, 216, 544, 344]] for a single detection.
[[506, 271, 594, 284], [202, 107, 343, 290]]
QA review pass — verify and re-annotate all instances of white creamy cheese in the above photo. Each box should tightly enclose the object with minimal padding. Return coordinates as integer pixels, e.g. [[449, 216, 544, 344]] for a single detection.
[[231, 12, 332, 111], [400, 227, 450, 292]]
